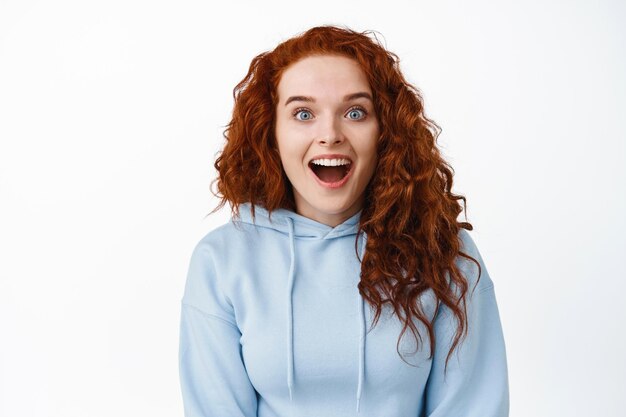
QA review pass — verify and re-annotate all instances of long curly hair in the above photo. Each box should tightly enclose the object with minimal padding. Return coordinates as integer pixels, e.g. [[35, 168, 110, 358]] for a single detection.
[[209, 25, 482, 373]]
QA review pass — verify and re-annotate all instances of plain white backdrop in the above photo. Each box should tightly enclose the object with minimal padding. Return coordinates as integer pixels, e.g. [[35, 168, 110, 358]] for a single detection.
[[1, 0, 624, 416]]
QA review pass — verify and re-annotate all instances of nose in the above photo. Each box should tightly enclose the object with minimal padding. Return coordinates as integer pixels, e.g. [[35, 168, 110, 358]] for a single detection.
[[316, 115, 344, 146]]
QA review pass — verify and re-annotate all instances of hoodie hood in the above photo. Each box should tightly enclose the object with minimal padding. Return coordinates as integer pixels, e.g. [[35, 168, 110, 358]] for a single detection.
[[233, 202, 363, 240], [233, 202, 368, 413]]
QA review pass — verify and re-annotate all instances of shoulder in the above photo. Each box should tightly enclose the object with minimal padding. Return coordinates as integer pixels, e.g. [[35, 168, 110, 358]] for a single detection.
[[183, 221, 257, 313], [187, 219, 270, 284], [192, 219, 258, 256], [455, 228, 495, 294], [186, 221, 249, 279]]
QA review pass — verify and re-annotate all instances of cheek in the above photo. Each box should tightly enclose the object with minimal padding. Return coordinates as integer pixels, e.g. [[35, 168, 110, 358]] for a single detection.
[[276, 132, 308, 164], [357, 142, 378, 179], [277, 141, 300, 164], [276, 141, 305, 175], [275, 127, 294, 161], [355, 124, 379, 159], [357, 140, 378, 164]]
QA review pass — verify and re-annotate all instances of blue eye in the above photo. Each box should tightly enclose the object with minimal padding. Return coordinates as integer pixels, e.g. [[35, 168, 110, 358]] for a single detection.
[[294, 109, 313, 121], [347, 107, 366, 120]]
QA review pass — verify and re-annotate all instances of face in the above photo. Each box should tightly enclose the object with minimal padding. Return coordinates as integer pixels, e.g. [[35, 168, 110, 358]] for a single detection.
[[275, 54, 380, 227]]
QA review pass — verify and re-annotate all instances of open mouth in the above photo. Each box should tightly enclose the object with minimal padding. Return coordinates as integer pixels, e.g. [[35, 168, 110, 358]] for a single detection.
[[308, 159, 352, 184]]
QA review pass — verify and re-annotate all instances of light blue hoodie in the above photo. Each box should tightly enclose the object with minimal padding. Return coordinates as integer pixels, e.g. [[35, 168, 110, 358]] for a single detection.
[[179, 202, 509, 416]]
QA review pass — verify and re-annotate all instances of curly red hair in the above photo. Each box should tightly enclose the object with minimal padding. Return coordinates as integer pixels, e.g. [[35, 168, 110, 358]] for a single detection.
[[210, 25, 482, 373]]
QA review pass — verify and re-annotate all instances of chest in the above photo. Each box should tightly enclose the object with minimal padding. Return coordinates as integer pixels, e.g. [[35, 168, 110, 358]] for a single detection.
[[229, 238, 437, 402]]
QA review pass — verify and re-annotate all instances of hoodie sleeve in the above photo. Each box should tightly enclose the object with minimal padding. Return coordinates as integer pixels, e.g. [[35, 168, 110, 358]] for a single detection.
[[423, 232, 509, 417], [178, 240, 258, 417]]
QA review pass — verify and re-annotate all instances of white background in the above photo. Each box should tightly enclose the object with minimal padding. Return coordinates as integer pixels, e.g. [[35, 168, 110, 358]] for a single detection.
[[1, 0, 624, 416]]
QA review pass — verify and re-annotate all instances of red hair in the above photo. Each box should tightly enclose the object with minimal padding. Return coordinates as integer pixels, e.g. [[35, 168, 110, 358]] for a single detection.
[[210, 25, 481, 373]]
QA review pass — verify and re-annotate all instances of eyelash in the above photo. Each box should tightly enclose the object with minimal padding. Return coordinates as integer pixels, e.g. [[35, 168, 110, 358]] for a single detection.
[[291, 106, 369, 121]]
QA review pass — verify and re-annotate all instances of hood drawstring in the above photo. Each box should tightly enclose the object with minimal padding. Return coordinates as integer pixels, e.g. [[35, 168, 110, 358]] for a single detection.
[[286, 217, 296, 401], [284, 216, 368, 413], [356, 232, 367, 413]]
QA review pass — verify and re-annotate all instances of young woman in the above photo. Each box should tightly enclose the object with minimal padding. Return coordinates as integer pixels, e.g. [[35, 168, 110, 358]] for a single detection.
[[179, 25, 509, 416]]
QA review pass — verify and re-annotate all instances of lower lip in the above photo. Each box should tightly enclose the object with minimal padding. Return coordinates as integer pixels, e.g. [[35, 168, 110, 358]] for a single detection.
[[308, 164, 354, 189]]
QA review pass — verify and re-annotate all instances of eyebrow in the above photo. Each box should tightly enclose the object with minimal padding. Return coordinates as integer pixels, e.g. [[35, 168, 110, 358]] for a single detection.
[[284, 92, 373, 106]]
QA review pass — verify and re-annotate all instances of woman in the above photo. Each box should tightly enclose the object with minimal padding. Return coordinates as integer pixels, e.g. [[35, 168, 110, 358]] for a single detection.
[[179, 25, 509, 416]]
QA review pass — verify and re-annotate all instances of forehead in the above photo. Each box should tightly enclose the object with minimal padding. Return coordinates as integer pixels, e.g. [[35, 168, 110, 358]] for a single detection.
[[277, 55, 371, 102]]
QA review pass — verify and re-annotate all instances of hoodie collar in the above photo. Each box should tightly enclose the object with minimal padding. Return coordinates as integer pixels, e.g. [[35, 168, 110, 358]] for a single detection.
[[233, 202, 362, 240]]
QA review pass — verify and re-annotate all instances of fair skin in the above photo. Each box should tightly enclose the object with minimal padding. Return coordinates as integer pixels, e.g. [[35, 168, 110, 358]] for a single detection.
[[274, 54, 380, 227]]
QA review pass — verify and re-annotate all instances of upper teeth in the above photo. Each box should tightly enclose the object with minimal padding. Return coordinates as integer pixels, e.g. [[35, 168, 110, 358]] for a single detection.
[[311, 158, 351, 166]]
